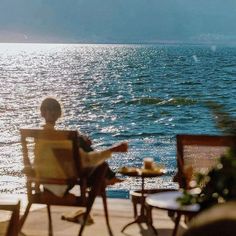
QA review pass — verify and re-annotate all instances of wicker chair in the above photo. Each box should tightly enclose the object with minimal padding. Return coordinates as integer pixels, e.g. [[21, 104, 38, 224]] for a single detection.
[[172, 134, 235, 236], [175, 134, 236, 189], [144, 134, 235, 236]]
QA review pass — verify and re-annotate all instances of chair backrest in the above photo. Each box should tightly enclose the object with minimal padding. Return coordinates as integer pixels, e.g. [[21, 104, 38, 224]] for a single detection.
[[20, 129, 82, 195], [176, 134, 236, 188], [0, 200, 20, 236]]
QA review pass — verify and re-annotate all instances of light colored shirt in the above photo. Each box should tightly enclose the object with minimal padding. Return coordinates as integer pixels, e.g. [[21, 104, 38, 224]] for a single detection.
[[79, 148, 112, 167], [34, 140, 112, 197]]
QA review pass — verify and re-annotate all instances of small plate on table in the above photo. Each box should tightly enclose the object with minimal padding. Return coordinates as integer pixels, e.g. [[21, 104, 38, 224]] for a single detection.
[[118, 167, 139, 176], [140, 167, 166, 176], [118, 166, 166, 177]]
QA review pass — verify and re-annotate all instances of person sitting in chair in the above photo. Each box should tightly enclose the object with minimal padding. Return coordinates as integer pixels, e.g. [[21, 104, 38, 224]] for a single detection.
[[37, 97, 128, 197]]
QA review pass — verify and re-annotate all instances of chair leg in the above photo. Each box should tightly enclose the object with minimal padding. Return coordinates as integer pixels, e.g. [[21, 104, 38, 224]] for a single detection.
[[172, 213, 181, 236], [132, 199, 138, 218], [146, 205, 153, 225], [78, 189, 97, 236], [78, 163, 109, 236], [6, 201, 20, 236], [47, 205, 53, 236], [101, 189, 113, 236], [19, 202, 32, 231]]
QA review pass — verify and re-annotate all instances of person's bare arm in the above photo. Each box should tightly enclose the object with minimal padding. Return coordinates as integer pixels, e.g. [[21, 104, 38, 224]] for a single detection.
[[80, 142, 128, 167], [109, 142, 128, 153]]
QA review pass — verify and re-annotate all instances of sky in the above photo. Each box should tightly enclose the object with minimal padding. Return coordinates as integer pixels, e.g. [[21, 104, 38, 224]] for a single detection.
[[1, 0, 236, 43]]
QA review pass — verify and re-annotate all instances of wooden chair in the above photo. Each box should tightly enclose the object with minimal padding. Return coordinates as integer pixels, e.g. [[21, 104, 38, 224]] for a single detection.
[[175, 134, 236, 189], [0, 200, 20, 236], [172, 134, 236, 236], [19, 128, 113, 236]]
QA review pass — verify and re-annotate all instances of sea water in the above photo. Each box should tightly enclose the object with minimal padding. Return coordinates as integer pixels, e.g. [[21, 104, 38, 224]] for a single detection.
[[0, 43, 235, 198]]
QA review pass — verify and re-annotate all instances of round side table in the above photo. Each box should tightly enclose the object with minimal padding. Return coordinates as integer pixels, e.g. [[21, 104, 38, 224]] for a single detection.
[[119, 167, 166, 235], [146, 190, 200, 236]]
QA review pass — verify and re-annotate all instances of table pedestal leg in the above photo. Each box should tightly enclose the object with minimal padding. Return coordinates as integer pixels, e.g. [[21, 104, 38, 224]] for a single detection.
[[121, 177, 158, 235], [121, 214, 158, 235], [172, 213, 181, 236]]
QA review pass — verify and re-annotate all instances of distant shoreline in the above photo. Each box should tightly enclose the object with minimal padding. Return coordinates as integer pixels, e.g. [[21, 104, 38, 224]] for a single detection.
[[1, 41, 236, 47]]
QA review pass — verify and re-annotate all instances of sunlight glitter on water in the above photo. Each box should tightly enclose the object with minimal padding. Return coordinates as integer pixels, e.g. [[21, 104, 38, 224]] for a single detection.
[[0, 43, 235, 197]]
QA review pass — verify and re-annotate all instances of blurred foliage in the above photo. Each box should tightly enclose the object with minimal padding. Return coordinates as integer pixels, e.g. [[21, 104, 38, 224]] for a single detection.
[[206, 101, 236, 135], [177, 102, 236, 209]]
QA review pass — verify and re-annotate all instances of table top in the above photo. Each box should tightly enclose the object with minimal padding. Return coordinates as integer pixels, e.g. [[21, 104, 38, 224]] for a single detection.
[[146, 190, 200, 214], [118, 167, 166, 177]]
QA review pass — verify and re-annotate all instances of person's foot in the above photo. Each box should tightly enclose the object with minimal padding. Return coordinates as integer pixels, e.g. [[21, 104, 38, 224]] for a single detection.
[[106, 177, 124, 185]]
